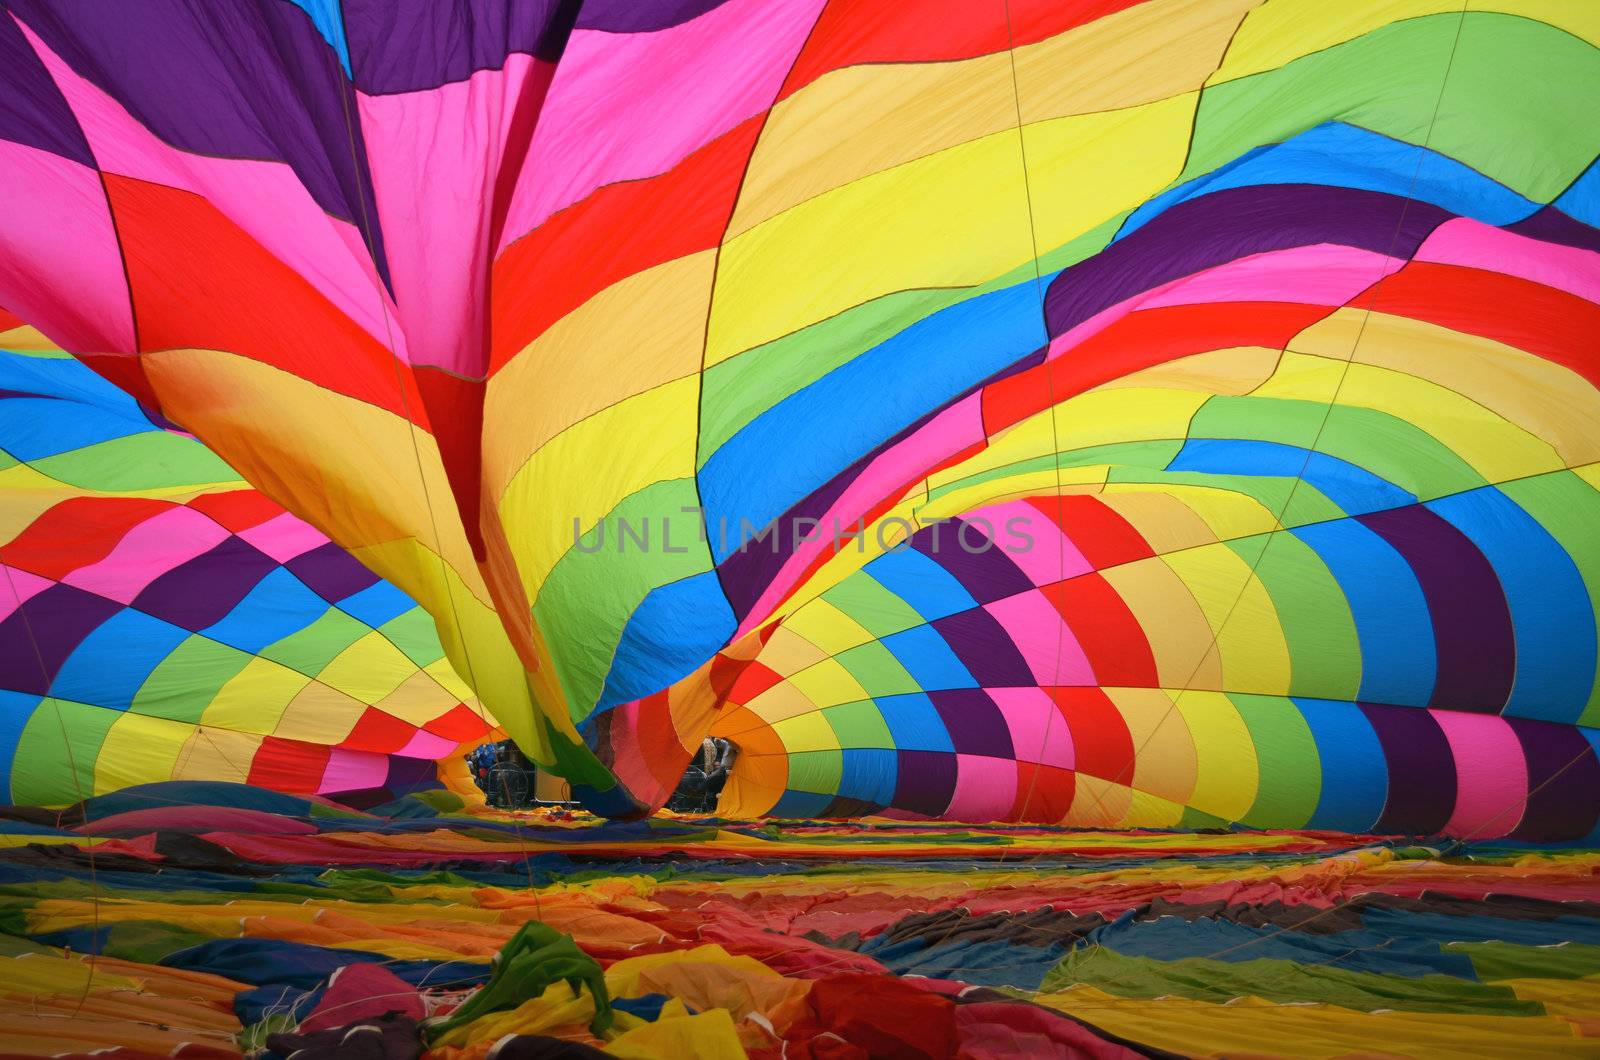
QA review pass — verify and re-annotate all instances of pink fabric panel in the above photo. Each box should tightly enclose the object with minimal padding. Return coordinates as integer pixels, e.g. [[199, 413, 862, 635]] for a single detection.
[[946, 753, 1018, 821], [989, 686, 1075, 769], [0, 139, 135, 353], [63, 506, 228, 602], [502, 0, 824, 244], [1432, 710, 1528, 839]]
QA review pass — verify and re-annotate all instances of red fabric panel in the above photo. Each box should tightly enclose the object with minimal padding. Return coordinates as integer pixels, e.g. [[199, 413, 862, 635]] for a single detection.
[[102, 174, 422, 421], [489, 114, 763, 368], [982, 301, 1330, 435], [3, 497, 169, 578], [1047, 686, 1135, 783], [1042, 575, 1158, 688], [247, 736, 332, 793], [1026, 495, 1151, 569]]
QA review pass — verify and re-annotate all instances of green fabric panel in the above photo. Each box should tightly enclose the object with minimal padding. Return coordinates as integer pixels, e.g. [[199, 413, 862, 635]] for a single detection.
[[13, 699, 114, 805], [833, 640, 922, 698], [31, 431, 239, 491], [823, 573, 925, 639], [131, 635, 251, 722], [1498, 472, 1600, 724], [787, 749, 844, 794], [377, 608, 447, 667], [102, 921, 216, 963], [1192, 397, 1485, 504], [1228, 692, 1322, 829], [534, 478, 715, 719], [822, 700, 896, 749], [697, 213, 1130, 468], [1230, 532, 1360, 700], [1187, 13, 1600, 202], [1447, 940, 1600, 982], [259, 607, 368, 677], [1178, 806, 1232, 830], [1040, 948, 1540, 1015]]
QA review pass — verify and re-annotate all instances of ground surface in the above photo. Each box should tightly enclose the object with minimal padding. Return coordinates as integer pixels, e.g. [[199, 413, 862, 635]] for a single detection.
[[1, 782, 1598, 1057]]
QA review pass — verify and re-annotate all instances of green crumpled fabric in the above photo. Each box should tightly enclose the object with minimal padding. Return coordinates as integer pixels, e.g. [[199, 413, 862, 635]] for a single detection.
[[425, 921, 613, 1040]]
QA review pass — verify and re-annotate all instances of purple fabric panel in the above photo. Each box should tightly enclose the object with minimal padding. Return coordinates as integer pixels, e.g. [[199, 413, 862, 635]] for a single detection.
[[928, 689, 1013, 759], [382, 753, 442, 796], [285, 540, 381, 602], [1045, 185, 1450, 338], [575, 0, 733, 33], [913, 521, 1035, 603], [1507, 205, 1600, 255], [1507, 718, 1600, 842], [712, 349, 1049, 620], [0, 11, 94, 164], [1357, 505, 1514, 713], [133, 538, 279, 630], [8, 0, 386, 271], [343, 0, 578, 93], [0, 583, 121, 695], [1362, 702, 1455, 836], [930, 609, 1033, 689], [893, 749, 956, 818]]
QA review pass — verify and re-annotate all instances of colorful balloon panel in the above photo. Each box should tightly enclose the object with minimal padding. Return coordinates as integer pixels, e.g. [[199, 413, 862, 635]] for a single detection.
[[0, 318, 491, 804], [0, 0, 1597, 828]]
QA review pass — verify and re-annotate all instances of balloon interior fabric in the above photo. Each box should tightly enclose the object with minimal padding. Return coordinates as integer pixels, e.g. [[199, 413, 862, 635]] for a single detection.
[[2, 0, 1598, 826], [0, 318, 493, 804]]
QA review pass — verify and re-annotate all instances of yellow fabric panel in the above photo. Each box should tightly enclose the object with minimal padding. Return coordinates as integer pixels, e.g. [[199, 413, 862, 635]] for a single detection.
[[316, 630, 423, 703], [1576, 463, 1600, 492], [484, 250, 712, 492], [915, 469, 1108, 527], [729, 0, 1243, 241], [1090, 346, 1281, 397], [745, 680, 823, 727], [1014, 0, 1253, 122], [785, 657, 870, 713], [1054, 387, 1209, 454], [352, 533, 547, 755], [1037, 986, 1596, 1059], [1330, 310, 1600, 469], [0, 324, 60, 352], [708, 123, 1034, 366], [772, 711, 839, 755], [276, 683, 365, 744], [1117, 786, 1187, 829], [378, 669, 465, 725], [1106, 686, 1197, 807], [1334, 361, 1560, 485], [423, 655, 475, 701], [501, 375, 698, 607], [1173, 690, 1259, 822], [92, 712, 192, 794], [1504, 977, 1600, 1019], [753, 625, 831, 680], [1022, 93, 1198, 256], [197, 656, 304, 733], [1098, 491, 1219, 558], [1163, 541, 1291, 694], [730, 52, 1013, 239], [1211, 0, 1600, 86], [780, 599, 876, 657], [170, 727, 259, 785], [0, 465, 80, 541], [1111, 482, 1283, 544], [1065, 773, 1133, 828], [1102, 558, 1224, 690], [142, 349, 482, 602]]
